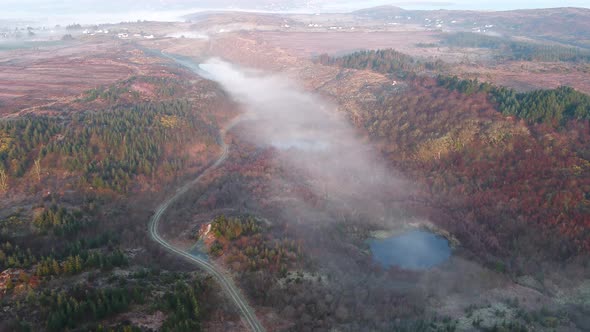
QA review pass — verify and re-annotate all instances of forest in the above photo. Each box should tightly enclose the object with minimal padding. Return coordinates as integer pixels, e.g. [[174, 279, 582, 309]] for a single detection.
[[0, 97, 217, 192], [33, 205, 87, 236], [315, 49, 447, 78], [47, 99, 216, 191], [207, 215, 301, 277], [8, 272, 208, 332], [0, 204, 127, 276], [319, 48, 590, 127], [443, 32, 590, 62], [43, 285, 146, 331], [367, 78, 590, 260], [436, 75, 590, 126], [0, 189, 219, 331], [317, 49, 590, 271], [3, 35, 590, 330], [210, 215, 261, 241], [0, 73, 235, 331]]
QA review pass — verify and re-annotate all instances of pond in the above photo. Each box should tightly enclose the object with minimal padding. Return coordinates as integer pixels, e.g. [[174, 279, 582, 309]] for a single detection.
[[368, 230, 451, 270]]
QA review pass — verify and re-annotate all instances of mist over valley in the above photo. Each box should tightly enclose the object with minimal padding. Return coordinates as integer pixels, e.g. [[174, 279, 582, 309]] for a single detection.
[[1, 1, 590, 331]]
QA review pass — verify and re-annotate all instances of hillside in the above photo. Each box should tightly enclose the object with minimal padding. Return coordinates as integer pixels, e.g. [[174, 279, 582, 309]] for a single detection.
[[1, 7, 590, 332], [0, 41, 248, 331], [353, 6, 590, 48]]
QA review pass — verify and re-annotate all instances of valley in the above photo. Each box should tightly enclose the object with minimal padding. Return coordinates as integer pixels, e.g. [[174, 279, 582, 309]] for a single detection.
[[1, 4, 590, 332]]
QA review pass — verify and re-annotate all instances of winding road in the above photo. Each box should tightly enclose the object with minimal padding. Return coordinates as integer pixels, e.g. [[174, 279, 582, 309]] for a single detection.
[[148, 111, 265, 332]]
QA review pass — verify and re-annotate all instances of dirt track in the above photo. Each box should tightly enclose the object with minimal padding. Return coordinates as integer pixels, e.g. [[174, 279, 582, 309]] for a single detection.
[[149, 112, 266, 332]]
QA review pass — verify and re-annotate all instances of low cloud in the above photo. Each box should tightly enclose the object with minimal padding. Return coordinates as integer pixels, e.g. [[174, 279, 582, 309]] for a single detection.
[[200, 59, 410, 223]]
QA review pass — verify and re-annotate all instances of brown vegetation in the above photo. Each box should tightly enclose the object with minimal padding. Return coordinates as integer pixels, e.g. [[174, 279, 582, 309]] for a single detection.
[[0, 41, 134, 115]]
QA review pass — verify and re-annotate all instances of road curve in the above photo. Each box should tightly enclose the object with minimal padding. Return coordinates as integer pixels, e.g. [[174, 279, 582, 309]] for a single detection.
[[148, 116, 266, 332]]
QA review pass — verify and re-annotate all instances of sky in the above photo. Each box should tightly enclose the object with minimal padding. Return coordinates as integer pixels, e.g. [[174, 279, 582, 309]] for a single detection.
[[3, 0, 590, 25]]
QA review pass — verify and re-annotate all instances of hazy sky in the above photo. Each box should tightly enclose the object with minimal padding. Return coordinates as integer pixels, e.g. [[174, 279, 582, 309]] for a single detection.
[[4, 0, 590, 25]]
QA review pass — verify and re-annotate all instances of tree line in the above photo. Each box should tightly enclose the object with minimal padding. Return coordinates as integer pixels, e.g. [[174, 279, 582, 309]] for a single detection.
[[315, 49, 447, 78], [40, 285, 147, 331], [159, 280, 204, 331], [443, 32, 590, 62], [35, 249, 128, 276], [33, 205, 87, 236], [210, 215, 261, 241], [45, 99, 215, 191], [316, 48, 590, 263], [207, 215, 302, 277], [0, 117, 61, 179], [437, 75, 590, 127], [0, 97, 217, 193]]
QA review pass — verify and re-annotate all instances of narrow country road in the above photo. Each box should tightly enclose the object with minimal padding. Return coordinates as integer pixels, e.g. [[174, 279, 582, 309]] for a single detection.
[[148, 116, 266, 332]]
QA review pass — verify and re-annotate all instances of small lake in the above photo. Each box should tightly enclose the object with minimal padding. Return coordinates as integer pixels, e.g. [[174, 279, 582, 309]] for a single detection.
[[368, 230, 451, 270]]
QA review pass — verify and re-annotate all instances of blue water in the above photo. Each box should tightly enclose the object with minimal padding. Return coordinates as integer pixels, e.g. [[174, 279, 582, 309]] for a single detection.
[[368, 230, 451, 270]]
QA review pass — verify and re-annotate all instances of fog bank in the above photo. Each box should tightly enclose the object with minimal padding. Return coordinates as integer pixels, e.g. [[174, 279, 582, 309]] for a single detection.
[[200, 59, 410, 223]]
